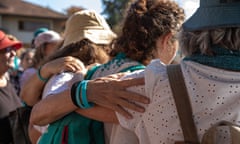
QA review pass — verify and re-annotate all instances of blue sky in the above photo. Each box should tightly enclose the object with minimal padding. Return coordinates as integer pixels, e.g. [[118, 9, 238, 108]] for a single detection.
[[23, 0, 199, 19], [23, 0, 103, 14]]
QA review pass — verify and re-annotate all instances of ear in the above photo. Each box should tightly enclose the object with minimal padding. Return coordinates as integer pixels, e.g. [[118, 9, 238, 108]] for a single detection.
[[162, 32, 173, 51]]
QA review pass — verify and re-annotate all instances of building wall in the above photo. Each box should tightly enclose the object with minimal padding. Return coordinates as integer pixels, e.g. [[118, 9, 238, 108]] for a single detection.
[[1, 15, 65, 47]]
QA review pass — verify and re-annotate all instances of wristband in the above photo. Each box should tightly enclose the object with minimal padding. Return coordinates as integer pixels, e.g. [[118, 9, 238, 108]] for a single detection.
[[71, 80, 93, 109], [37, 66, 49, 82], [75, 81, 85, 108], [81, 80, 93, 108], [71, 81, 79, 107]]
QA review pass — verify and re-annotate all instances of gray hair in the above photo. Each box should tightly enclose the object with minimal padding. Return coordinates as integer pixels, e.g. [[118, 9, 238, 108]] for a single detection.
[[179, 28, 240, 56]]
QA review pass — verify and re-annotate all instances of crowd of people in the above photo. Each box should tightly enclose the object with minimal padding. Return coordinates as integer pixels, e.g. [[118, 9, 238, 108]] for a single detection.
[[0, 0, 240, 143]]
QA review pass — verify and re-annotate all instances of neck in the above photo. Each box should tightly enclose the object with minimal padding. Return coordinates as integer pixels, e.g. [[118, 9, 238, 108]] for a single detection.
[[0, 75, 7, 87]]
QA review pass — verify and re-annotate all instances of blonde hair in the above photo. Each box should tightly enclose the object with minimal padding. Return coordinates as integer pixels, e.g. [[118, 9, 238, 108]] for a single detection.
[[179, 27, 240, 56]]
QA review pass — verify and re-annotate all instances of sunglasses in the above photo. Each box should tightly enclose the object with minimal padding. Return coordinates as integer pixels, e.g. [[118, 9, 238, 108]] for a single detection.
[[0, 46, 16, 53]]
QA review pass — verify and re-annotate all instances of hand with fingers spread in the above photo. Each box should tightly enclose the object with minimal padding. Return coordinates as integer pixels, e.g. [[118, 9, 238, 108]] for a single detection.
[[86, 76, 150, 119]]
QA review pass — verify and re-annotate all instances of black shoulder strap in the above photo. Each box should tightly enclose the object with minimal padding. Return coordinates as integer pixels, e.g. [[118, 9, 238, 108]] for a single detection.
[[167, 64, 199, 144]]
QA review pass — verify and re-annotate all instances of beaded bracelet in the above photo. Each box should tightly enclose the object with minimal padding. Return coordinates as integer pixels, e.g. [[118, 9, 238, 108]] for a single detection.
[[37, 66, 49, 82]]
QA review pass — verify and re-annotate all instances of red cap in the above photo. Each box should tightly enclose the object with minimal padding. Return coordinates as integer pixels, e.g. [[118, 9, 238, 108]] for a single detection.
[[0, 31, 22, 50]]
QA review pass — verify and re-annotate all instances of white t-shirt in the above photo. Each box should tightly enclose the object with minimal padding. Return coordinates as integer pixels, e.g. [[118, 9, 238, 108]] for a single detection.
[[116, 59, 240, 144], [42, 72, 76, 98]]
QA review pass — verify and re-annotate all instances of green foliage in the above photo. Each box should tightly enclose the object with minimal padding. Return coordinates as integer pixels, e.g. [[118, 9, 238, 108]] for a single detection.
[[101, 0, 130, 31]]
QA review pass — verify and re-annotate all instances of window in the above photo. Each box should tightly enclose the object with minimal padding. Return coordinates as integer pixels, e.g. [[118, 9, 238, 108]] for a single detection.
[[18, 21, 50, 31]]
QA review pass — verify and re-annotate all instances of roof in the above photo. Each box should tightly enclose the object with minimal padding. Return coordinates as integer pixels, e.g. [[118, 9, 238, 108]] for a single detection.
[[0, 0, 67, 19]]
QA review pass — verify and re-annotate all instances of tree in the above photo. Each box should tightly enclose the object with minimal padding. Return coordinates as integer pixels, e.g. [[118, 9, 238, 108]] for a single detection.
[[101, 0, 131, 33]]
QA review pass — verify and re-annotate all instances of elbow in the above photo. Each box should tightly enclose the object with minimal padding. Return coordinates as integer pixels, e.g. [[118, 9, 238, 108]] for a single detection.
[[30, 106, 49, 126], [29, 110, 42, 126], [20, 90, 40, 106]]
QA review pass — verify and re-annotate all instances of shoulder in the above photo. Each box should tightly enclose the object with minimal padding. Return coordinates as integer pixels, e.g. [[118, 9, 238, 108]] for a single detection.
[[145, 59, 167, 83]]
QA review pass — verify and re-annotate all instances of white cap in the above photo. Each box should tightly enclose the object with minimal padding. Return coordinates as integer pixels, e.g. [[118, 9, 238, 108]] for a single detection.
[[34, 30, 62, 48]]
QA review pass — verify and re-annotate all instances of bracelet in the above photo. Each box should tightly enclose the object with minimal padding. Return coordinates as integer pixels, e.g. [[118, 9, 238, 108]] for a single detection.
[[81, 80, 93, 108], [76, 81, 85, 108], [71, 81, 79, 107], [37, 66, 49, 82], [71, 80, 93, 109]]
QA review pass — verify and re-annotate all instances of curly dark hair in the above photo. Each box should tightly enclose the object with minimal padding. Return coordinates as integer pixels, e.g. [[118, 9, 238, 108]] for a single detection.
[[110, 0, 185, 65]]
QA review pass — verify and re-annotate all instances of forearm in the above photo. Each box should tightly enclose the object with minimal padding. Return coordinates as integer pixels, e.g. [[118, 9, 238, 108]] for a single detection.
[[31, 92, 118, 125], [20, 73, 46, 106], [75, 105, 119, 123], [30, 90, 78, 126]]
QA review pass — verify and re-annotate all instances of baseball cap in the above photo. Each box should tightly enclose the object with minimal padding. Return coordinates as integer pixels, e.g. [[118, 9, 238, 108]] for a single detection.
[[34, 30, 62, 48], [0, 30, 22, 50], [33, 27, 49, 38]]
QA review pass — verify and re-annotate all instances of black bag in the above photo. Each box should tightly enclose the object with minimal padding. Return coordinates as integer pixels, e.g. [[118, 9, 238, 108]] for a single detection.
[[8, 106, 32, 144]]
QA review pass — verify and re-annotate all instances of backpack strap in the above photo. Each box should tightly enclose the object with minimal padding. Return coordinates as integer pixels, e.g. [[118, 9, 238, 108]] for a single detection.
[[167, 64, 199, 144]]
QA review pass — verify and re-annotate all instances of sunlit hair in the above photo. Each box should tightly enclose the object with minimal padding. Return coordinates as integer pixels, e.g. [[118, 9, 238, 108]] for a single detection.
[[179, 28, 240, 56], [42, 39, 110, 66], [110, 0, 185, 65]]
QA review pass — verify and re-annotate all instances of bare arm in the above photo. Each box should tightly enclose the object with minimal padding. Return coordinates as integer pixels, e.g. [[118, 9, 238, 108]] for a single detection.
[[30, 90, 118, 126], [30, 90, 76, 126], [20, 56, 85, 106], [30, 74, 149, 125], [75, 106, 118, 123]]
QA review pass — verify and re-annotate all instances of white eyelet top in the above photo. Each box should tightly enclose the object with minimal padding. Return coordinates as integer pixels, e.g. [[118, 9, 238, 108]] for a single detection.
[[116, 59, 240, 144]]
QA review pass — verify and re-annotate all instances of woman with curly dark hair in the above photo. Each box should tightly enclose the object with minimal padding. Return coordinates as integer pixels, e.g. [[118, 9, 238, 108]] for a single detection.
[[29, 0, 185, 143]]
